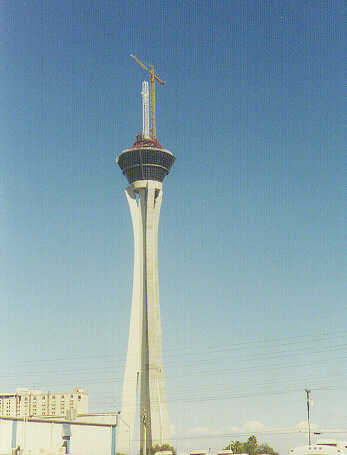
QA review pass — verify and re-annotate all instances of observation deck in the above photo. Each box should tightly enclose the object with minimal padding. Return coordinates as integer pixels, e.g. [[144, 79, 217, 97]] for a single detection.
[[117, 135, 175, 184]]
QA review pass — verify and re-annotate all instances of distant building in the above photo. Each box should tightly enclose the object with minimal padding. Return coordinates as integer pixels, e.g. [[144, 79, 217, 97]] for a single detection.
[[0, 388, 88, 417]]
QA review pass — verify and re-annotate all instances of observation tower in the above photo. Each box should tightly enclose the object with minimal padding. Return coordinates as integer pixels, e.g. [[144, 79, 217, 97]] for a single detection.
[[116, 56, 175, 455]]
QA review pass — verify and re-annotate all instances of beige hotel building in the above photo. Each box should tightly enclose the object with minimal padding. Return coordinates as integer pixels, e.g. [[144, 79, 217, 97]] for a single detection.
[[0, 388, 88, 417]]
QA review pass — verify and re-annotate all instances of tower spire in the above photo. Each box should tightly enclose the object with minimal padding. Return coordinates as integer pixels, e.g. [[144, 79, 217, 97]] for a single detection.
[[130, 54, 165, 140], [141, 81, 150, 138]]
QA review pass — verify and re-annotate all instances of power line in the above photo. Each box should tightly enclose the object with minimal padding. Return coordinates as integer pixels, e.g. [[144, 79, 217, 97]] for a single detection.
[[0, 355, 345, 390], [3, 330, 345, 367], [2, 341, 345, 379], [91, 383, 347, 407]]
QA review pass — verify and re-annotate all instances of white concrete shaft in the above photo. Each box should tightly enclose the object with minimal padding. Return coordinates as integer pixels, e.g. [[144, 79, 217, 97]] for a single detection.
[[141, 81, 150, 138], [117, 180, 170, 455]]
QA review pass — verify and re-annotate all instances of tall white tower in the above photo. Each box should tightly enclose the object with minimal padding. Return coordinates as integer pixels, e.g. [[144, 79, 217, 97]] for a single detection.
[[116, 81, 175, 455]]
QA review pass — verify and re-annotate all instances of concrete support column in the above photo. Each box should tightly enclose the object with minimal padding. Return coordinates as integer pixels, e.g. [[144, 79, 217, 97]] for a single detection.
[[111, 426, 117, 455], [117, 180, 170, 455], [62, 423, 71, 454], [11, 420, 17, 450]]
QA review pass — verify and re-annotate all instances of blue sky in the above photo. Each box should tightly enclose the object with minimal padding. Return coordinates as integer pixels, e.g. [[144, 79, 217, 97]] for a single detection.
[[0, 1, 345, 454]]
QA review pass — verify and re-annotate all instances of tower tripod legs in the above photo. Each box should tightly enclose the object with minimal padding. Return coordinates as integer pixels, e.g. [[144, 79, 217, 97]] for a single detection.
[[117, 180, 170, 455]]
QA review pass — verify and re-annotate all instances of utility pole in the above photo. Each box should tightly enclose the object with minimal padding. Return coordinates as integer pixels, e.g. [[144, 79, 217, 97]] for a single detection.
[[305, 389, 312, 446]]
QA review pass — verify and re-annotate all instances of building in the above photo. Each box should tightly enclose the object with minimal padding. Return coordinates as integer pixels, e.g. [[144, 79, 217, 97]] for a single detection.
[[116, 58, 175, 455], [0, 414, 116, 455], [0, 388, 88, 418]]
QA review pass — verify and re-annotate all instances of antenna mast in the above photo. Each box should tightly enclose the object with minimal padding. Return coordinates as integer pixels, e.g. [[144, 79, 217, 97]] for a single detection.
[[141, 81, 150, 138], [130, 54, 165, 140]]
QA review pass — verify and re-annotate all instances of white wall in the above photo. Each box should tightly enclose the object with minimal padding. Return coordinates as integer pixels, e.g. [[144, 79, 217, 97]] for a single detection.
[[0, 420, 12, 452], [0, 418, 115, 455]]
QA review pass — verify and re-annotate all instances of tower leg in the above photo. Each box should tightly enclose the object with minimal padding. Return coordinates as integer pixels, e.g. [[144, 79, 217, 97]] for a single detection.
[[118, 180, 170, 455], [117, 187, 143, 455]]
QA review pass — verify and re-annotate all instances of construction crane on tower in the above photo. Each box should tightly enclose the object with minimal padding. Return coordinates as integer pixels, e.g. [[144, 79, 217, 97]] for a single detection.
[[130, 54, 165, 140]]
